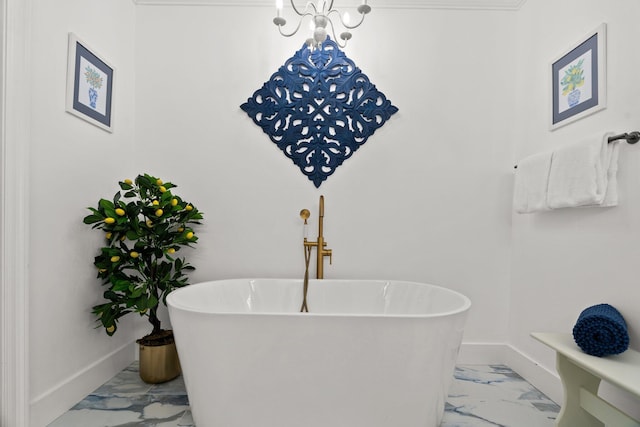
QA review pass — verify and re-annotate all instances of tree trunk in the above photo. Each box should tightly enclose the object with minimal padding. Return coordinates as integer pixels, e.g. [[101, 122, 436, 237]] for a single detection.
[[149, 307, 162, 336]]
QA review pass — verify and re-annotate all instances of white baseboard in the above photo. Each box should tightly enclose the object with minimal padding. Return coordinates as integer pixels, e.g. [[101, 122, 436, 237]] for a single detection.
[[459, 342, 562, 404], [505, 344, 562, 404], [29, 342, 136, 427], [458, 342, 508, 364]]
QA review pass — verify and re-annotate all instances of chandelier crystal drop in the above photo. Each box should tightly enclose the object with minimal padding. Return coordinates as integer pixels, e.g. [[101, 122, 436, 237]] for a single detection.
[[273, 0, 371, 50]]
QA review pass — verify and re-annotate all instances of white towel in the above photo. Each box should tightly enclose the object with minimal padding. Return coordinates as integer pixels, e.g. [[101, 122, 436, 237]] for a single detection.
[[513, 151, 553, 214], [547, 133, 620, 209]]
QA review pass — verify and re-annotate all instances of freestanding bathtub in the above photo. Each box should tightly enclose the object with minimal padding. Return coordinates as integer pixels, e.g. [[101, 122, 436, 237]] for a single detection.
[[167, 279, 471, 427]]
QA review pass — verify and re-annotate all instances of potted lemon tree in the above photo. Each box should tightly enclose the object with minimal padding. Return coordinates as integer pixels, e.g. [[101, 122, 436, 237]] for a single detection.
[[83, 173, 203, 383]]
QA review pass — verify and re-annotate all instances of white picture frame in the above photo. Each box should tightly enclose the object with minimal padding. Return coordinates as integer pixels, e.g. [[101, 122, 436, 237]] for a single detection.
[[66, 33, 115, 132], [550, 23, 606, 130]]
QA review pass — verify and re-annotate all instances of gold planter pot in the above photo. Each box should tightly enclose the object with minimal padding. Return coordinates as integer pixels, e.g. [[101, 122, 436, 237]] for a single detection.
[[138, 341, 181, 384]]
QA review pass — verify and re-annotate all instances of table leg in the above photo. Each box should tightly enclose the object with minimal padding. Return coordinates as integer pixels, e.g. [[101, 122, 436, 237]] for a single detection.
[[555, 353, 603, 427]]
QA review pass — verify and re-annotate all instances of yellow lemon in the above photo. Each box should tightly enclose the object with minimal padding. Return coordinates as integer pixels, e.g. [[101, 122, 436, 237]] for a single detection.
[[140, 308, 148, 314], [110, 256, 120, 263], [159, 186, 167, 193], [120, 235, 126, 241], [186, 231, 194, 239], [152, 200, 159, 206], [124, 179, 133, 185], [146, 219, 153, 227], [115, 208, 125, 216], [185, 205, 193, 211], [167, 248, 176, 254], [171, 198, 178, 206], [177, 227, 184, 232], [130, 251, 139, 258], [106, 325, 115, 334], [104, 217, 115, 224], [105, 232, 112, 239], [155, 209, 163, 217], [156, 179, 163, 185], [98, 268, 107, 273]]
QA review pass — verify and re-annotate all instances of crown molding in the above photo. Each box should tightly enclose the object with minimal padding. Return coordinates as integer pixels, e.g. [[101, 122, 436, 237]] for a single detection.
[[132, 0, 527, 11]]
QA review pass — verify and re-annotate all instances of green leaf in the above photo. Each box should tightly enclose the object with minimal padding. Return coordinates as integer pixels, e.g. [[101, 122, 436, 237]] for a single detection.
[[147, 295, 158, 310], [83, 214, 104, 224], [113, 280, 130, 292], [137, 174, 153, 190], [161, 191, 173, 203], [99, 198, 114, 211], [104, 290, 119, 301], [87, 207, 102, 215]]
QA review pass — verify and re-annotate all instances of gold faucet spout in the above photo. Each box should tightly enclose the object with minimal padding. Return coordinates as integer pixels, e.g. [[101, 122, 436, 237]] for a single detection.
[[318, 195, 324, 239]]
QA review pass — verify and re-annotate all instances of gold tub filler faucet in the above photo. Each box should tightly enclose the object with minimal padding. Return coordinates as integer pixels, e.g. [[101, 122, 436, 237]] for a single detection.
[[299, 195, 332, 312]]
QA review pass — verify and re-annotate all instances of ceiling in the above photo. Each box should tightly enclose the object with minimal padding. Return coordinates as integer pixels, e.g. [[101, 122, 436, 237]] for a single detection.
[[132, 0, 526, 11]]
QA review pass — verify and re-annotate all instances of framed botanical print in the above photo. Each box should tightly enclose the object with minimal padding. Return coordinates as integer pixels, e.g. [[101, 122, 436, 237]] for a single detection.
[[550, 24, 606, 130], [66, 33, 114, 132]]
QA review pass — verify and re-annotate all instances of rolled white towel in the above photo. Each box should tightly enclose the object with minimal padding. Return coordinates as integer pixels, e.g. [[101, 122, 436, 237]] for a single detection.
[[547, 132, 620, 209], [513, 151, 553, 214]]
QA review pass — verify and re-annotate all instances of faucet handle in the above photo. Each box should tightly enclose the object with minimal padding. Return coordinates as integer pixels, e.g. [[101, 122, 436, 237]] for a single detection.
[[325, 248, 332, 265]]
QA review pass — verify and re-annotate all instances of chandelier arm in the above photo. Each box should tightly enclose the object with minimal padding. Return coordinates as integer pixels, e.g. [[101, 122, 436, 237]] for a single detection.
[[327, 18, 348, 48], [277, 17, 307, 37], [275, 1, 369, 49], [290, 0, 315, 16], [326, 9, 367, 30]]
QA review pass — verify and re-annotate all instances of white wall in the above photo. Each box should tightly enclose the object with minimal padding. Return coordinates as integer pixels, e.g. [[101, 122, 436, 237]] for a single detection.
[[19, 3, 519, 425], [510, 0, 640, 411], [134, 6, 516, 345], [17, 3, 518, 424], [28, 1, 137, 425]]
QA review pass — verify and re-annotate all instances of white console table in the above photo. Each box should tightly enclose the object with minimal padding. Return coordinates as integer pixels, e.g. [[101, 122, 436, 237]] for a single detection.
[[532, 332, 640, 427]]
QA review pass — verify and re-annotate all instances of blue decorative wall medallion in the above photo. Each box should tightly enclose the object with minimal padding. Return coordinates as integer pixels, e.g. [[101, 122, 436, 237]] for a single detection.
[[240, 37, 398, 188]]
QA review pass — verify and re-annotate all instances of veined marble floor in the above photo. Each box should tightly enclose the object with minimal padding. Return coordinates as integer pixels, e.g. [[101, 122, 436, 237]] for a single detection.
[[48, 363, 559, 427]]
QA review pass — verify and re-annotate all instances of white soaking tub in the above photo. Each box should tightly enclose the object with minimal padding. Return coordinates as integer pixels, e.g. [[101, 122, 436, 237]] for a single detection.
[[167, 279, 471, 427]]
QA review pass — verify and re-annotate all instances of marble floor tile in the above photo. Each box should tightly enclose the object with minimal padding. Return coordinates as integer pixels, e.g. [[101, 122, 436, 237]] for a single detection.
[[442, 365, 559, 427], [49, 363, 559, 427]]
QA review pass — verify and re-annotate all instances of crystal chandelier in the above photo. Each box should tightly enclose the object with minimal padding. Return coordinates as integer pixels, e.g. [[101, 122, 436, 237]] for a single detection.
[[273, 0, 371, 49]]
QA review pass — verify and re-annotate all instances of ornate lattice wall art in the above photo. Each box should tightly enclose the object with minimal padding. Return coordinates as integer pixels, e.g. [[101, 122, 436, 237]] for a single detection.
[[240, 37, 398, 188]]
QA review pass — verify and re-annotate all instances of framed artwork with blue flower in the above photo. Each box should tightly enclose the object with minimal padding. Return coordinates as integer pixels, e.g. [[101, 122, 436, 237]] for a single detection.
[[550, 24, 606, 130], [66, 33, 114, 132]]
